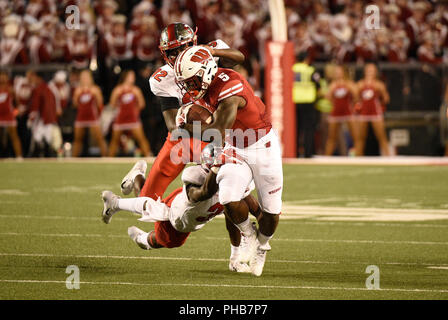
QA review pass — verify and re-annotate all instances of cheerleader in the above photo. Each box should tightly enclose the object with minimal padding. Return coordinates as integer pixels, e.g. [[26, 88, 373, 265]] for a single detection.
[[108, 70, 151, 157], [0, 71, 22, 157], [356, 64, 390, 156], [72, 70, 107, 157], [325, 65, 360, 156]]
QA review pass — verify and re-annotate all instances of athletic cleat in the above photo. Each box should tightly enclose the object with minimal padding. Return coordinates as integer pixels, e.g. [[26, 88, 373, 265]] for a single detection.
[[238, 223, 258, 263], [229, 259, 251, 273], [121, 160, 147, 195], [128, 226, 150, 250], [101, 191, 120, 224], [250, 241, 271, 277]]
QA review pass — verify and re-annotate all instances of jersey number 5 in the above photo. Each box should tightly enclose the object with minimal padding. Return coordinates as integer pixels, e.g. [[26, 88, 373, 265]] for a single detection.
[[218, 73, 230, 82], [153, 69, 168, 82]]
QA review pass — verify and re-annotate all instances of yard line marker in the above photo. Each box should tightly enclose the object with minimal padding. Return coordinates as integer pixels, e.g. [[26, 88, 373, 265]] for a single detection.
[[1, 232, 447, 246], [0, 232, 127, 238], [0, 279, 447, 294], [427, 266, 448, 270], [3, 211, 448, 223], [1, 213, 447, 228], [0, 252, 447, 267], [0, 215, 133, 221], [284, 221, 448, 229]]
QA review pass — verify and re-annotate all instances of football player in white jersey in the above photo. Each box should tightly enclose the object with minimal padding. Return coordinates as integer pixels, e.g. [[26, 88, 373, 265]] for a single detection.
[[102, 144, 260, 273]]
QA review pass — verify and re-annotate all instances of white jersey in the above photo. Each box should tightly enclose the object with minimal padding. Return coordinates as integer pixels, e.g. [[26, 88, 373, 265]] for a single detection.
[[149, 39, 230, 105], [169, 186, 223, 233]]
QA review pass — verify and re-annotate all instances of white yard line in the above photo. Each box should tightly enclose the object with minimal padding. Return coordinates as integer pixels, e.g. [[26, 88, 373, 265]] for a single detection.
[[0, 252, 447, 267], [2, 155, 448, 166], [1, 232, 447, 246], [0, 279, 446, 294], [1, 214, 447, 228]]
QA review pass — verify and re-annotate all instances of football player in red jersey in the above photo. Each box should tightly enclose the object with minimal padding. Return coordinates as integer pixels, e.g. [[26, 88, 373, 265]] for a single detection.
[[118, 23, 248, 271], [174, 46, 283, 276]]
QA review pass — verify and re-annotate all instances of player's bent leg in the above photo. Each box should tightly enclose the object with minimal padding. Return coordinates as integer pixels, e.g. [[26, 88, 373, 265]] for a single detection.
[[140, 135, 186, 200], [101, 190, 168, 224], [216, 163, 252, 209], [247, 131, 283, 276]]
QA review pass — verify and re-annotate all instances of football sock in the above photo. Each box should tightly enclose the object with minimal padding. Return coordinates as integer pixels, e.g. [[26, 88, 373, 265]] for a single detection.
[[257, 232, 272, 247], [236, 218, 254, 237], [230, 244, 240, 260], [118, 197, 148, 215]]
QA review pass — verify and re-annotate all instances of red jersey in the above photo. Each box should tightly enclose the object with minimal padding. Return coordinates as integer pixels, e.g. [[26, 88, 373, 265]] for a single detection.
[[330, 84, 352, 117], [115, 89, 140, 124], [30, 82, 58, 124], [203, 68, 271, 147], [0, 87, 15, 122], [358, 84, 383, 116], [76, 89, 100, 122]]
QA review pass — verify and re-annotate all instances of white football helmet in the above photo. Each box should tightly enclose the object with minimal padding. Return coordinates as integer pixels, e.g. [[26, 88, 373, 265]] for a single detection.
[[174, 46, 218, 100]]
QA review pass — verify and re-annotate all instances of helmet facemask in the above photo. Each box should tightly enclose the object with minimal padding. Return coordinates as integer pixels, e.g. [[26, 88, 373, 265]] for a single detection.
[[159, 23, 198, 67], [161, 41, 195, 67], [177, 71, 209, 100]]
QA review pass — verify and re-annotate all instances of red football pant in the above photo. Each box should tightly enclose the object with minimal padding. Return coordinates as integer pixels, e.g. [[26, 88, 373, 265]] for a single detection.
[[140, 133, 207, 248]]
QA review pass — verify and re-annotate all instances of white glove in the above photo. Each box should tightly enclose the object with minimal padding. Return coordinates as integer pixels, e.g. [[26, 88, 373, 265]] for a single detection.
[[175, 106, 188, 128]]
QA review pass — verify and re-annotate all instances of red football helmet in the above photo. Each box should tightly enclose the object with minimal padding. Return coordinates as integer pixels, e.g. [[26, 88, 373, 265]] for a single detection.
[[159, 22, 197, 67]]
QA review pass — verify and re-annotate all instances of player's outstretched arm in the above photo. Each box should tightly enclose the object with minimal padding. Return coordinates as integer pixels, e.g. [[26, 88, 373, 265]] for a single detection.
[[186, 170, 218, 203], [202, 45, 245, 68], [214, 48, 245, 68]]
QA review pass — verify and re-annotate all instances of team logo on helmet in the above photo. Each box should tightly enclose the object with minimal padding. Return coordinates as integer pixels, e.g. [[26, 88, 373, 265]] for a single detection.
[[174, 46, 218, 100]]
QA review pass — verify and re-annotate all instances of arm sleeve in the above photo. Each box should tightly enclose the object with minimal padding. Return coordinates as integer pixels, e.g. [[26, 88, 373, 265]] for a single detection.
[[158, 96, 180, 112], [208, 39, 230, 50]]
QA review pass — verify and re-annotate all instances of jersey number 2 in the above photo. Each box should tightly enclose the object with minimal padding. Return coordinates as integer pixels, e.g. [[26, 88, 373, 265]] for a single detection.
[[153, 69, 168, 82], [195, 203, 224, 222]]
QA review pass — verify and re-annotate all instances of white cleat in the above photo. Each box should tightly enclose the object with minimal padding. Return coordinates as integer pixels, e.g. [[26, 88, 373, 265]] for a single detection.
[[101, 191, 120, 224], [238, 223, 258, 263], [128, 226, 150, 250], [250, 241, 271, 277], [229, 259, 251, 273], [121, 160, 147, 195]]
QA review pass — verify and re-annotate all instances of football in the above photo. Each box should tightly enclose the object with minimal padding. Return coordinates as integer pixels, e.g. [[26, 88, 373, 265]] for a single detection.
[[184, 103, 213, 124]]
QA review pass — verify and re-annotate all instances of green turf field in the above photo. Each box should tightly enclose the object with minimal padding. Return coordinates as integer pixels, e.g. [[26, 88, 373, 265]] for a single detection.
[[0, 160, 447, 299]]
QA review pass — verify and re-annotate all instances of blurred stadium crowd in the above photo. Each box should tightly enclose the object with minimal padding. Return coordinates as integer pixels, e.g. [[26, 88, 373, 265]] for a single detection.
[[0, 0, 447, 158]]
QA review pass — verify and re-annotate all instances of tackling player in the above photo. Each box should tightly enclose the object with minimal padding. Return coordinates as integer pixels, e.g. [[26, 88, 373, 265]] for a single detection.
[[174, 46, 284, 276], [101, 144, 259, 273]]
